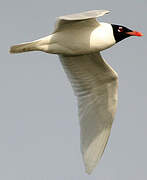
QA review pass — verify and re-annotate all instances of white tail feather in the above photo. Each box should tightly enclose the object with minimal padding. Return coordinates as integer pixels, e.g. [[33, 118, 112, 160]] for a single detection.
[[9, 41, 38, 54], [10, 35, 53, 54]]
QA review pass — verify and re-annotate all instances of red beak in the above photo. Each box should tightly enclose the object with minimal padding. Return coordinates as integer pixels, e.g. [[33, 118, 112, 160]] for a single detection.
[[126, 31, 143, 36]]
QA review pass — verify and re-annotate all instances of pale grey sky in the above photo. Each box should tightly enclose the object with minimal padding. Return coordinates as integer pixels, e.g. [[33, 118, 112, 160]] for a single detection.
[[0, 0, 147, 180]]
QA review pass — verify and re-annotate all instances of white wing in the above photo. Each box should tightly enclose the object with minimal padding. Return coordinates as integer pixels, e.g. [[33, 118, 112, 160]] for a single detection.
[[59, 53, 118, 174], [58, 10, 110, 20], [54, 10, 110, 32]]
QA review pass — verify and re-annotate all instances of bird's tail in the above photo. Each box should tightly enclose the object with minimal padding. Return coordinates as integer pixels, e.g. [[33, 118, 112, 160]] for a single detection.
[[9, 41, 39, 54], [10, 35, 53, 54]]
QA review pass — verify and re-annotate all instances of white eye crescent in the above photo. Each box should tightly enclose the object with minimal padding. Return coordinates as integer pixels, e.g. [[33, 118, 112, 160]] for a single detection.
[[118, 27, 123, 32]]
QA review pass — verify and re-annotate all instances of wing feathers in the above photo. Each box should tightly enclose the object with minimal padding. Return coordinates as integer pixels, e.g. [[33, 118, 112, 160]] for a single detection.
[[54, 10, 110, 32], [84, 127, 111, 174], [58, 10, 110, 20], [60, 53, 118, 173]]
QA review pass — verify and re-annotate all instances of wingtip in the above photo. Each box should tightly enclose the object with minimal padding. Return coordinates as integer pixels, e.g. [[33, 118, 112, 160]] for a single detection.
[[103, 9, 111, 14], [83, 153, 98, 175], [85, 167, 93, 175]]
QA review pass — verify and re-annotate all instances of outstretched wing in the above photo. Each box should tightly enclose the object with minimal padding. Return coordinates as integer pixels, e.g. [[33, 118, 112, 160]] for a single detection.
[[59, 53, 118, 174], [54, 10, 110, 32], [58, 10, 110, 20]]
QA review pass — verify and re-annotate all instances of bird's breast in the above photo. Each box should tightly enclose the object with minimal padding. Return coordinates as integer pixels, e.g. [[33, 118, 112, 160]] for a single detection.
[[49, 22, 116, 55], [90, 24, 116, 51]]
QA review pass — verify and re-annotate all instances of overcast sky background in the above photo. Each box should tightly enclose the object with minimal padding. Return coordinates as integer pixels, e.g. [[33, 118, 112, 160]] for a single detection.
[[0, 0, 147, 180]]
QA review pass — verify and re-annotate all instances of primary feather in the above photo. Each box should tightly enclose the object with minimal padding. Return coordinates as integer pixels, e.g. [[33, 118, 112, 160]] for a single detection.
[[60, 53, 118, 173]]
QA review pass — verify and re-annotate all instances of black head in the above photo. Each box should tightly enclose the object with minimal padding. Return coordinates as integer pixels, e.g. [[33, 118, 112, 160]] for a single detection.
[[111, 24, 143, 43]]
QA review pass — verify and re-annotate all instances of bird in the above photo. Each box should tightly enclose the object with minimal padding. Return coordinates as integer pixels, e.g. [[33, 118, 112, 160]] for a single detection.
[[10, 10, 143, 174]]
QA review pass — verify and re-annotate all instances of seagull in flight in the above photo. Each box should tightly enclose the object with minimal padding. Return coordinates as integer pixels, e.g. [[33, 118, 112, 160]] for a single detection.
[[10, 10, 143, 174]]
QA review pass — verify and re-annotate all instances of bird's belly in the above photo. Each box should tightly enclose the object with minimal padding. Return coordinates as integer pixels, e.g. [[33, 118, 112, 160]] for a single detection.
[[49, 30, 97, 55], [52, 34, 92, 55], [49, 26, 115, 55]]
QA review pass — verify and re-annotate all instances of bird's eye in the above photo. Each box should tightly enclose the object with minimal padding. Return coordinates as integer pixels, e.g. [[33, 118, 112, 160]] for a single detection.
[[118, 27, 123, 32]]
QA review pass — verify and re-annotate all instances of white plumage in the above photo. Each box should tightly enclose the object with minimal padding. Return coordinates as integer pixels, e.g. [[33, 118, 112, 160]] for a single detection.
[[60, 53, 118, 173], [10, 10, 142, 174], [10, 10, 118, 174]]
